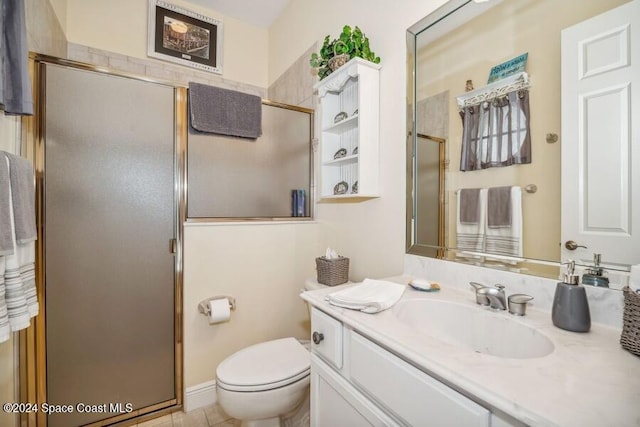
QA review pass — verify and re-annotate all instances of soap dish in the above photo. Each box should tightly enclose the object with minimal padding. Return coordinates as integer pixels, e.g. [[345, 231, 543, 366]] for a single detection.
[[408, 279, 440, 292]]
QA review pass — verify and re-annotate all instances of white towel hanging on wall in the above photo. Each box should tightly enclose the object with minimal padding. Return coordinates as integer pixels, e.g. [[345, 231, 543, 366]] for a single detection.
[[485, 186, 523, 259], [456, 188, 487, 258], [455, 186, 523, 262], [0, 152, 38, 344]]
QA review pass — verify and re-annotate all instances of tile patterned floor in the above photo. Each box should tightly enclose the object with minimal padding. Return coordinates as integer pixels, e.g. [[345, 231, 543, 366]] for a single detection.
[[137, 404, 240, 427]]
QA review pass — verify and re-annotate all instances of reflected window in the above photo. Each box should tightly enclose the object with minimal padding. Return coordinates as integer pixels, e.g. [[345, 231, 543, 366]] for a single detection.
[[459, 88, 531, 171]]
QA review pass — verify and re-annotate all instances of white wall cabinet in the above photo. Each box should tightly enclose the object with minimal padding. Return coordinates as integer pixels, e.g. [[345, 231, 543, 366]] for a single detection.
[[314, 58, 380, 199], [310, 307, 523, 427]]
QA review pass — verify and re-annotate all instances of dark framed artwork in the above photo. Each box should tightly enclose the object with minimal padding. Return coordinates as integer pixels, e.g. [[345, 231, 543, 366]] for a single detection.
[[147, 0, 223, 74]]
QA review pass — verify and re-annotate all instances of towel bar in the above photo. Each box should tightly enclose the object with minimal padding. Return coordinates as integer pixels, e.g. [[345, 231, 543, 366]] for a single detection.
[[455, 184, 537, 195]]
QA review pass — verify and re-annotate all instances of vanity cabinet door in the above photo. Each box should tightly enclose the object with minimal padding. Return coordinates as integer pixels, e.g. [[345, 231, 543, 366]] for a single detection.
[[349, 331, 490, 427], [311, 354, 398, 427], [311, 308, 344, 369]]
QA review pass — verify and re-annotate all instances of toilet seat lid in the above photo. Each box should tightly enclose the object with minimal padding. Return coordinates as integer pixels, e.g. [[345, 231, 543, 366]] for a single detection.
[[216, 337, 310, 392]]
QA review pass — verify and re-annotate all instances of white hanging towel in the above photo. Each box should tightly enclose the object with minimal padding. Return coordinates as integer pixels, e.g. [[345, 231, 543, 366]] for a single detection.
[[0, 153, 38, 344], [0, 258, 10, 343], [485, 186, 523, 258], [455, 188, 487, 259], [325, 279, 405, 314]]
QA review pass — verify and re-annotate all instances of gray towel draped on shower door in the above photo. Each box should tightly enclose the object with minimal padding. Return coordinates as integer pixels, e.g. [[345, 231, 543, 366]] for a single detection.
[[0, 0, 33, 115]]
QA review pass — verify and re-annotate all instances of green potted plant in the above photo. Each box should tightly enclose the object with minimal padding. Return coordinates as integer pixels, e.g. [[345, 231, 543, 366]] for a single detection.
[[310, 25, 381, 80]]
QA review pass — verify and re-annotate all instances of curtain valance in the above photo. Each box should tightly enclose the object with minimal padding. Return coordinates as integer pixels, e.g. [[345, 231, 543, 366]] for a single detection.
[[457, 73, 531, 172]]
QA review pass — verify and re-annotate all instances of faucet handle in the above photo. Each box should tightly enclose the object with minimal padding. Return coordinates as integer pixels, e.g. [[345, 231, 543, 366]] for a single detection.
[[469, 282, 490, 306], [508, 294, 534, 316], [494, 284, 505, 291]]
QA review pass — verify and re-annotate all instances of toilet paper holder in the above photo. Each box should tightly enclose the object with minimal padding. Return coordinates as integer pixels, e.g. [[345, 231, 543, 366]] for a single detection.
[[198, 295, 237, 316]]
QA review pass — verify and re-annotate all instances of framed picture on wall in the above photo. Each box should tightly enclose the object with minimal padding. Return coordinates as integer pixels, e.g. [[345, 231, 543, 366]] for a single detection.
[[147, 0, 223, 74]]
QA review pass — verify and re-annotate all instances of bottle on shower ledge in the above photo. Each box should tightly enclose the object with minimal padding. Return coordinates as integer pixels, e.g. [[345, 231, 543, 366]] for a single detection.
[[552, 260, 591, 332]]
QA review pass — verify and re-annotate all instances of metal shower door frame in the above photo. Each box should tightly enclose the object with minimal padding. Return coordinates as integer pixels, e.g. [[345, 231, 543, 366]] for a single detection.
[[20, 54, 186, 427]]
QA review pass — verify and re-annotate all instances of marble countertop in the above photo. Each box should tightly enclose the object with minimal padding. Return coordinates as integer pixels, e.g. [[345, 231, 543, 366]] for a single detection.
[[301, 276, 640, 427]]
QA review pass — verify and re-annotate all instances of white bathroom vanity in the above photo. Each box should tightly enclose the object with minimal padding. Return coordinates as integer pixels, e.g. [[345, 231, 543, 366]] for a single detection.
[[302, 277, 640, 426]]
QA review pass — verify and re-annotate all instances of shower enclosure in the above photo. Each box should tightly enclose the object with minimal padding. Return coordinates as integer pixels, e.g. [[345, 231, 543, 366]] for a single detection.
[[23, 53, 310, 426], [33, 59, 184, 426]]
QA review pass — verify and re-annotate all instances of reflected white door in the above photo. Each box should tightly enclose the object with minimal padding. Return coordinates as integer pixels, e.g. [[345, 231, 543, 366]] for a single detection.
[[561, 0, 640, 266]]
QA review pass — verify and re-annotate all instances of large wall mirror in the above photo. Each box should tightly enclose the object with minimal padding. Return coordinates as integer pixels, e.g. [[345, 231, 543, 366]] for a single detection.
[[407, 0, 639, 289]]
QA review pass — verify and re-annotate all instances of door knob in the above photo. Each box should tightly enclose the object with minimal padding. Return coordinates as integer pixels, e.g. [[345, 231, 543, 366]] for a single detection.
[[312, 331, 324, 344], [565, 240, 587, 251]]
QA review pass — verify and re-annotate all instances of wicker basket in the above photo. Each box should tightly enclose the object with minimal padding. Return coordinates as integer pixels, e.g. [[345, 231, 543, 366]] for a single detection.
[[316, 256, 349, 286], [620, 287, 640, 357], [328, 54, 349, 71], [328, 41, 350, 72]]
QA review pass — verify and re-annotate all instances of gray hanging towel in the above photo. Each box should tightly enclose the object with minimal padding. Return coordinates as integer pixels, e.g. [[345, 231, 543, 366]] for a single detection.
[[6, 153, 35, 243], [0, 153, 12, 254], [487, 186, 512, 228], [0, 0, 34, 115], [459, 188, 481, 224], [188, 82, 262, 139]]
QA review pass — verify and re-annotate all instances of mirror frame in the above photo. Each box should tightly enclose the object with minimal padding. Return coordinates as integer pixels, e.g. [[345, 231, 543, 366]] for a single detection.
[[404, 0, 568, 278], [405, 0, 634, 287]]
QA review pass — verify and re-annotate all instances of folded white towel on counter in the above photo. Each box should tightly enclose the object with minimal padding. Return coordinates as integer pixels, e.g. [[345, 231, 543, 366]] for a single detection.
[[325, 278, 405, 314]]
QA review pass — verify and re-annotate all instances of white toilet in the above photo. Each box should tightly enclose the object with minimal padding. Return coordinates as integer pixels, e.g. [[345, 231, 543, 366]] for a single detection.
[[215, 280, 326, 426]]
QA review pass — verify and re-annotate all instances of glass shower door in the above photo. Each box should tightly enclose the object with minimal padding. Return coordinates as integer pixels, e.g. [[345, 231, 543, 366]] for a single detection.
[[43, 63, 176, 426]]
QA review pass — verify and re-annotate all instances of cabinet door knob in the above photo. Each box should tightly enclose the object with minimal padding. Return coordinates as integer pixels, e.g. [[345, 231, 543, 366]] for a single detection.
[[312, 331, 324, 344]]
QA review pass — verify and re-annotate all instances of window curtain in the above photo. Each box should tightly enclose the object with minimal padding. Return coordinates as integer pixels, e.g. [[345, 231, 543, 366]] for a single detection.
[[459, 89, 530, 171], [0, 0, 34, 116]]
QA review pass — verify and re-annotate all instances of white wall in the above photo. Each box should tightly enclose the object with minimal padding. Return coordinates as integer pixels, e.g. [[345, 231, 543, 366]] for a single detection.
[[0, 115, 19, 153], [183, 223, 324, 386], [48, 0, 67, 31], [63, 0, 269, 88], [269, 0, 448, 281]]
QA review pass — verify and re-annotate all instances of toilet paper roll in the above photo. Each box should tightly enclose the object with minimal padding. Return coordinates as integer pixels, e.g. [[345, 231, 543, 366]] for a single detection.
[[208, 298, 231, 324]]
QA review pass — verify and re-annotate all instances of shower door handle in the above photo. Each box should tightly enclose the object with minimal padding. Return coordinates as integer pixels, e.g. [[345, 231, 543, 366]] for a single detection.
[[170, 238, 177, 254]]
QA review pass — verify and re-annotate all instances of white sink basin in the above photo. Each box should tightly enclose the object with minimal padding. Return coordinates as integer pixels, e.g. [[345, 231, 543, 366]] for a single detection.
[[392, 299, 554, 359]]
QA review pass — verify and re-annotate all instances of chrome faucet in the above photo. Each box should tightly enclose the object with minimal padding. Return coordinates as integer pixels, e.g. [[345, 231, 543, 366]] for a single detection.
[[477, 284, 507, 310], [471, 283, 534, 314]]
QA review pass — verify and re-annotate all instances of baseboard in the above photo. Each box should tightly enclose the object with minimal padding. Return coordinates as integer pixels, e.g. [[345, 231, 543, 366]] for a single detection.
[[184, 380, 217, 412]]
